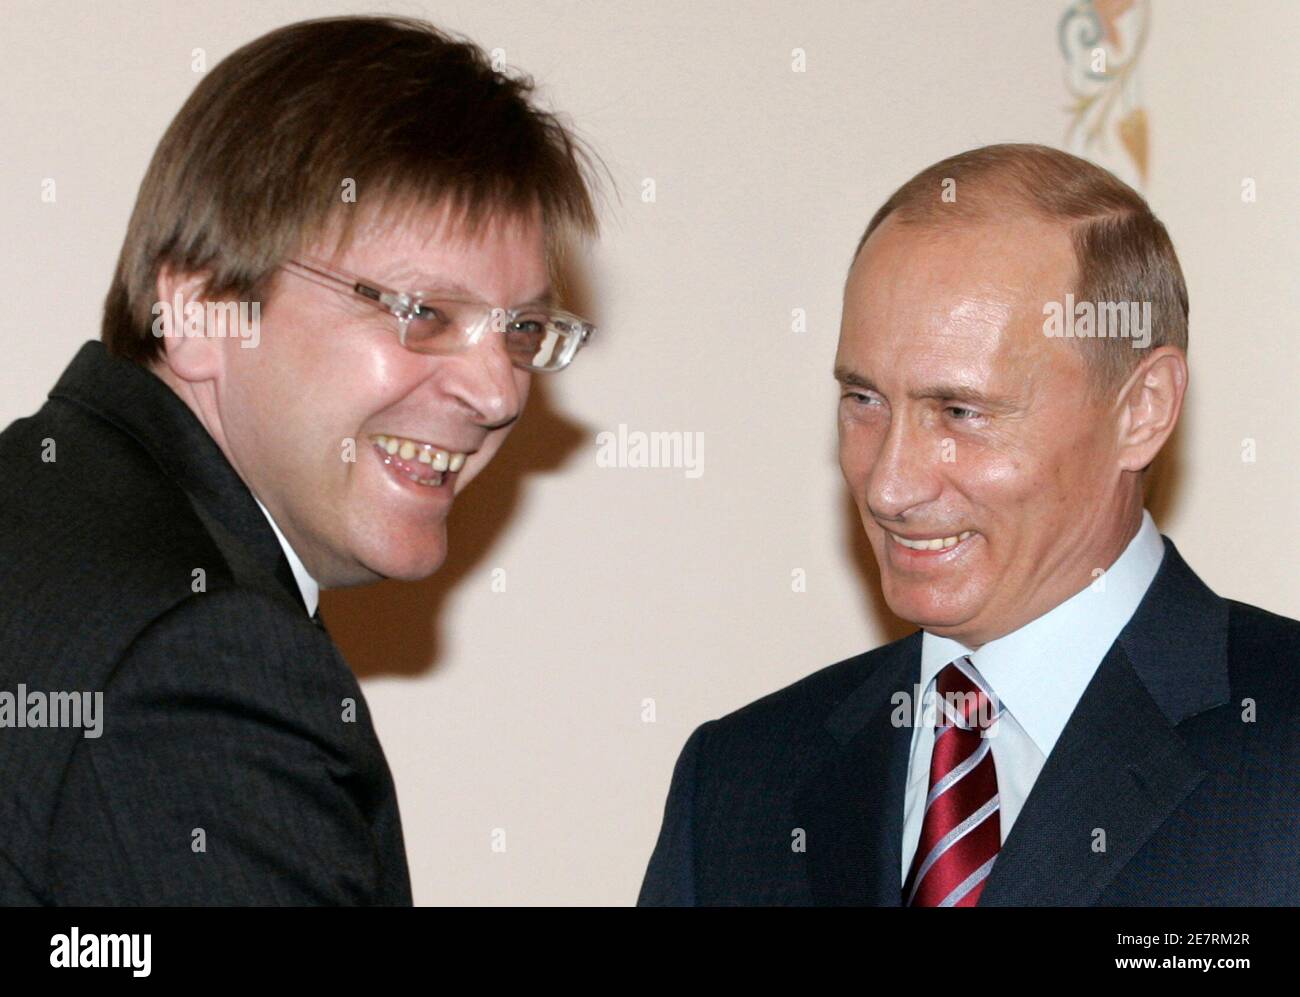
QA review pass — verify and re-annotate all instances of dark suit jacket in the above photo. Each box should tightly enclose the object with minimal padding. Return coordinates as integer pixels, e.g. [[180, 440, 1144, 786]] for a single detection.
[[639, 534, 1300, 905], [0, 341, 412, 905]]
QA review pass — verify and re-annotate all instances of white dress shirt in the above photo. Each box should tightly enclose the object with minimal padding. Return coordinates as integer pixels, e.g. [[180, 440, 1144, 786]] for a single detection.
[[253, 497, 319, 618], [900, 508, 1166, 883]]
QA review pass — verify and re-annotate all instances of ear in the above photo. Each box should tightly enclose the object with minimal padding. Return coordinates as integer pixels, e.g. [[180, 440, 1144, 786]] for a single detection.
[[1115, 346, 1188, 473], [152, 264, 223, 383]]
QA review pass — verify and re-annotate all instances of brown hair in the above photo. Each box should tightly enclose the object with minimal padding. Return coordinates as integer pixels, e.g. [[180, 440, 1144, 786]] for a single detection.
[[852, 143, 1188, 399], [102, 15, 601, 364]]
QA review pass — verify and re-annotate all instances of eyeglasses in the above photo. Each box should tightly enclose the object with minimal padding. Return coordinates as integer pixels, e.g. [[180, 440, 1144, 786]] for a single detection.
[[277, 258, 596, 373]]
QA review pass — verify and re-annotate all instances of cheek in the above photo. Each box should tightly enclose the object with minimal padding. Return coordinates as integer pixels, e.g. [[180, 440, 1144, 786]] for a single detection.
[[915, 443, 1023, 533], [837, 444, 869, 492], [837, 416, 879, 482], [219, 349, 297, 446], [514, 369, 532, 408], [335, 348, 429, 426], [960, 445, 1071, 534]]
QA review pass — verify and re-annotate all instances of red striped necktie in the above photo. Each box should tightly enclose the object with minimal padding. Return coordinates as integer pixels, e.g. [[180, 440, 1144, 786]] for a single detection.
[[903, 655, 1002, 907]]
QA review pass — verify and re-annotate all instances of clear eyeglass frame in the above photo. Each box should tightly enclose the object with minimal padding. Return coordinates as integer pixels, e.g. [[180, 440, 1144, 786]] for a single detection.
[[277, 258, 595, 373]]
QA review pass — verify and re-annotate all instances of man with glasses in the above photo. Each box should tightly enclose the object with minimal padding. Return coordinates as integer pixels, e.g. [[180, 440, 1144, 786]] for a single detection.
[[0, 16, 599, 904]]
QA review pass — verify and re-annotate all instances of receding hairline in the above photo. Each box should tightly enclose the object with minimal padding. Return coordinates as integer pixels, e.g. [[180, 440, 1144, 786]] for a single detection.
[[849, 143, 1155, 267], [851, 188, 1125, 279]]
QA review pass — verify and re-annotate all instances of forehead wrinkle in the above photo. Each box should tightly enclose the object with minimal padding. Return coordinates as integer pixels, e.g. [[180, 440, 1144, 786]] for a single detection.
[[933, 294, 1014, 337]]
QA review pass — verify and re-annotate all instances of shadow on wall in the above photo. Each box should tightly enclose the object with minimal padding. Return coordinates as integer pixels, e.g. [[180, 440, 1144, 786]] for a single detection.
[[322, 252, 599, 679]]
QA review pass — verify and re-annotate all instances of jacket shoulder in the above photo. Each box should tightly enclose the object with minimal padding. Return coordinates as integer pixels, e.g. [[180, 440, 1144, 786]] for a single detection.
[[1223, 597, 1300, 704], [0, 396, 252, 669], [1225, 597, 1300, 644]]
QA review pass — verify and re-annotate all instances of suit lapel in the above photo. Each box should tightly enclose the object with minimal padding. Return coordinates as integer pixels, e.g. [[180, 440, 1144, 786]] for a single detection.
[[976, 638, 1206, 904], [979, 538, 1232, 906], [796, 633, 920, 905]]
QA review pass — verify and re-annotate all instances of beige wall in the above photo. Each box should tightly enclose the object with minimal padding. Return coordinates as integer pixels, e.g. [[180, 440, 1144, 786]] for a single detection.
[[3, 0, 1296, 904]]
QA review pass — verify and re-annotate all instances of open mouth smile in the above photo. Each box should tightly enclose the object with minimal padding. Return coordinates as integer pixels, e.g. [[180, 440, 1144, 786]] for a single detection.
[[370, 434, 473, 489], [888, 529, 976, 552]]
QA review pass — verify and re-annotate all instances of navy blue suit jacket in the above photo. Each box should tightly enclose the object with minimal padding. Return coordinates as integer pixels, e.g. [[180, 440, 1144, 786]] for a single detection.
[[639, 537, 1300, 905]]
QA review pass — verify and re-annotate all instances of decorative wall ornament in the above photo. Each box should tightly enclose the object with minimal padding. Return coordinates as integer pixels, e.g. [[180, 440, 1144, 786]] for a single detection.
[[1059, 0, 1151, 185]]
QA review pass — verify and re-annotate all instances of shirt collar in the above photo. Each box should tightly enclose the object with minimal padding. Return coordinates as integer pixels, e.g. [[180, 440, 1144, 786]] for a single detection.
[[253, 497, 320, 618], [920, 508, 1166, 756]]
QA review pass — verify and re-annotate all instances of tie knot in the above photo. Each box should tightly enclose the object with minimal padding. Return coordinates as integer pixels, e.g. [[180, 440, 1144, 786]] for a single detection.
[[933, 656, 1000, 731]]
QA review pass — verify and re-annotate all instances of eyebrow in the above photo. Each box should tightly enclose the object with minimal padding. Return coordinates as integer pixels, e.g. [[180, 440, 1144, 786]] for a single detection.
[[833, 366, 1016, 412], [379, 269, 554, 309]]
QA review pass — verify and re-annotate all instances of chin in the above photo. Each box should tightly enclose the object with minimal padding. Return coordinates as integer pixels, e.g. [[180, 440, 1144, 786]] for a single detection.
[[882, 582, 974, 633], [378, 548, 448, 582], [351, 525, 449, 582]]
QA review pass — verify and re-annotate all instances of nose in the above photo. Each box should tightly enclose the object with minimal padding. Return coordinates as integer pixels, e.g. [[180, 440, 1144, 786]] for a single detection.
[[864, 409, 943, 522], [438, 329, 526, 429]]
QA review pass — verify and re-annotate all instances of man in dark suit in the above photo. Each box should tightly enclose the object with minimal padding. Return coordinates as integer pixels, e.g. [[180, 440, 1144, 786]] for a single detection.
[[639, 144, 1300, 906], [0, 16, 599, 904]]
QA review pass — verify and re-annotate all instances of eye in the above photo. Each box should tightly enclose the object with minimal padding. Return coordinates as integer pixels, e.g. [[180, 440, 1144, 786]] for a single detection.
[[412, 303, 452, 325], [840, 390, 877, 405], [400, 302, 459, 346], [945, 405, 981, 421], [507, 317, 546, 336]]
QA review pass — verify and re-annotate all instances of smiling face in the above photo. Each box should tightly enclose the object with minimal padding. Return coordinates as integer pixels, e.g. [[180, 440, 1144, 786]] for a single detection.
[[835, 214, 1146, 647], [160, 200, 548, 586]]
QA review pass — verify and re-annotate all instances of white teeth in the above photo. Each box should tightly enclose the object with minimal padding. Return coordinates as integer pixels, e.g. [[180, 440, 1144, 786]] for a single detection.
[[372, 435, 470, 475], [891, 530, 975, 551]]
